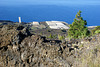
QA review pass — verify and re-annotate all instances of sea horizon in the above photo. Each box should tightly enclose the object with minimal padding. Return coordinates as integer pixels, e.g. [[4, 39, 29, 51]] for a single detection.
[[0, 5, 100, 26]]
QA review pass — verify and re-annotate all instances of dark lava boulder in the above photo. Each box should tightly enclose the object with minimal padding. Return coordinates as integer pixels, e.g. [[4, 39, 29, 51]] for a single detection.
[[0, 25, 76, 67], [0, 25, 31, 48]]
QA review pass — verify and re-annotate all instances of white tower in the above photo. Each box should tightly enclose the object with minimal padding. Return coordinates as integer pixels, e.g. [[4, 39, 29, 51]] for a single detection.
[[18, 17, 21, 23]]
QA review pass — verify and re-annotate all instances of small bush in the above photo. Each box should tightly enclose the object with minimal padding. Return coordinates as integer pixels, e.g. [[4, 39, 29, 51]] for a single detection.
[[48, 34, 53, 39], [58, 34, 65, 40], [95, 30, 100, 34], [91, 26, 100, 35], [47, 34, 57, 39]]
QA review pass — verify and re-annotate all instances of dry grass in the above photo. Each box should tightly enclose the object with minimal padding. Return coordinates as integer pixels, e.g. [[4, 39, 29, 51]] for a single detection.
[[73, 35, 100, 67]]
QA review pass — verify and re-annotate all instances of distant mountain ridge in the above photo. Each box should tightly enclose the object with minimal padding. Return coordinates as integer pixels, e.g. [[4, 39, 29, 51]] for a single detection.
[[0, 20, 13, 22]]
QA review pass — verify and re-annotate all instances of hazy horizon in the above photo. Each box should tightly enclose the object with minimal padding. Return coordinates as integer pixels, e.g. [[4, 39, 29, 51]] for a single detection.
[[0, 0, 100, 6]]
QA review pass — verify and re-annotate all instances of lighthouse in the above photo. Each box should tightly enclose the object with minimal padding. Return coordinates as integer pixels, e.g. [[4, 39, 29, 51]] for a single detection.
[[18, 17, 21, 23]]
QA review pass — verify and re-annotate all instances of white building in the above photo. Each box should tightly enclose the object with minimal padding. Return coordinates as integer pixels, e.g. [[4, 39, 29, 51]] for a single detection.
[[46, 21, 69, 29], [32, 22, 39, 25]]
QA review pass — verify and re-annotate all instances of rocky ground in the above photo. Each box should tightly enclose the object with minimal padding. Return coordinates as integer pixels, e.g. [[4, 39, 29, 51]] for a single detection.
[[0, 25, 100, 67]]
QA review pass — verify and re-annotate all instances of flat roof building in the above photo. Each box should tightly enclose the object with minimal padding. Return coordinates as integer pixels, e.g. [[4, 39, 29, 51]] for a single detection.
[[46, 21, 69, 29]]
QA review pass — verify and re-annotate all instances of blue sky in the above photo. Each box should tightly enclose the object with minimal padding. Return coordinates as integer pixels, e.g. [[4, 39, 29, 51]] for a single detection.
[[0, 0, 100, 6]]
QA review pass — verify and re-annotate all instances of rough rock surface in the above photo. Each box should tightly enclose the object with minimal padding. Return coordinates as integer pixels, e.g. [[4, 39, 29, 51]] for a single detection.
[[0, 25, 75, 67], [0, 25, 31, 47], [0, 25, 100, 67]]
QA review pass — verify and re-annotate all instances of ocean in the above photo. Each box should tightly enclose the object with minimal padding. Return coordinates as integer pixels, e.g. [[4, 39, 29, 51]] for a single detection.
[[0, 5, 100, 26]]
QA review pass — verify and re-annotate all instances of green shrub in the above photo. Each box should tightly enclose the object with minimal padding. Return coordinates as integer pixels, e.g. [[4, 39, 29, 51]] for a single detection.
[[47, 34, 57, 39], [68, 10, 90, 39], [91, 26, 100, 35], [58, 34, 65, 40], [95, 30, 100, 34], [48, 34, 53, 39]]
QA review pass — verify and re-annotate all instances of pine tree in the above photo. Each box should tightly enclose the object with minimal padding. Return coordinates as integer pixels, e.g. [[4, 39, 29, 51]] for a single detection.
[[68, 10, 90, 39]]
